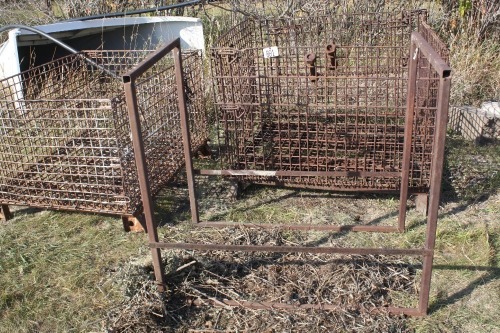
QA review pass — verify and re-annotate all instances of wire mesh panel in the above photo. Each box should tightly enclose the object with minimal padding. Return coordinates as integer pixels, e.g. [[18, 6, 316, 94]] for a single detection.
[[138, 30, 451, 316], [210, 11, 441, 192], [117, 50, 208, 212], [0, 49, 206, 216]]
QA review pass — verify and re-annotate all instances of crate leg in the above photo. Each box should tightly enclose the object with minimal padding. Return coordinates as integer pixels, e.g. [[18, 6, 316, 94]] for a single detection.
[[0, 205, 13, 221], [197, 140, 212, 159], [415, 193, 429, 217], [122, 215, 145, 233]]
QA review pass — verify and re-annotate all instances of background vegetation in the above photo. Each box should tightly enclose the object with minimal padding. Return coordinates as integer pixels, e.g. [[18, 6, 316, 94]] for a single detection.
[[1, 0, 498, 106]]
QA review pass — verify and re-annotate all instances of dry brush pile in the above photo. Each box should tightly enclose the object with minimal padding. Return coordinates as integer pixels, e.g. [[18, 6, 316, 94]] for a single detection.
[[107, 246, 418, 332]]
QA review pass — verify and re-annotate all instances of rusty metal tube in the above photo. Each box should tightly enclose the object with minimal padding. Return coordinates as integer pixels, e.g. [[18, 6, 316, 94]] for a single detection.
[[304, 53, 317, 81], [326, 43, 337, 70], [122, 40, 188, 292], [398, 41, 419, 232], [174, 46, 200, 224], [411, 32, 451, 78], [192, 298, 425, 316], [418, 75, 452, 315], [0, 205, 13, 221], [150, 242, 430, 256], [196, 221, 399, 232]]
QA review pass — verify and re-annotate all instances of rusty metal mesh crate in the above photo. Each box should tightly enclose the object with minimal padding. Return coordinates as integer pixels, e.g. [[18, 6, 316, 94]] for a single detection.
[[0, 49, 207, 216], [210, 11, 443, 192], [134, 29, 451, 316]]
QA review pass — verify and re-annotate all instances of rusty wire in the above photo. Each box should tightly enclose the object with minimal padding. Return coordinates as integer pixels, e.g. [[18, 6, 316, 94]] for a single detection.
[[0, 49, 206, 217], [209, 11, 441, 192]]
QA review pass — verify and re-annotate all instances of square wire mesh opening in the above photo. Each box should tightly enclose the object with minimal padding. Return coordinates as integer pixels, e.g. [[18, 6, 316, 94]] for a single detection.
[[0, 49, 207, 216], [210, 11, 442, 192]]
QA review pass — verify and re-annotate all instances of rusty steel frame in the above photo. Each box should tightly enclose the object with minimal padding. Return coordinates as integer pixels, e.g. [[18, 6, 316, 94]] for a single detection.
[[128, 28, 451, 316], [123, 37, 203, 290], [185, 13, 437, 233], [0, 204, 13, 220], [0, 45, 206, 226], [192, 12, 443, 233], [208, 12, 435, 193]]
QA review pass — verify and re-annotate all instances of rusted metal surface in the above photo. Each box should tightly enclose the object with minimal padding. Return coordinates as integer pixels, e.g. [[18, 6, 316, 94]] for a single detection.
[[151, 242, 430, 256], [192, 298, 424, 317], [0, 47, 206, 219], [415, 32, 452, 315], [0, 204, 13, 221], [121, 215, 145, 232], [195, 221, 399, 232], [123, 38, 207, 291], [418, 19, 450, 64], [115, 12, 451, 316], [208, 11, 435, 193]]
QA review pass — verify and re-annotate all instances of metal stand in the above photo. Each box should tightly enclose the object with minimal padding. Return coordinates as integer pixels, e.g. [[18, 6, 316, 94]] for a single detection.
[[126, 31, 451, 316]]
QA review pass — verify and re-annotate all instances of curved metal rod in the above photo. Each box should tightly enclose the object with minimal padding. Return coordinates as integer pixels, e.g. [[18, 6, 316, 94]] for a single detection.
[[0, 24, 119, 79], [64, 0, 205, 22]]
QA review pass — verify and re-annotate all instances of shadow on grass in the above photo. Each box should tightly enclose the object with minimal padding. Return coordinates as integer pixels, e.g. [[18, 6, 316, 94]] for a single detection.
[[429, 264, 500, 314], [0, 206, 43, 221], [440, 136, 499, 205], [155, 179, 403, 229], [405, 138, 499, 231]]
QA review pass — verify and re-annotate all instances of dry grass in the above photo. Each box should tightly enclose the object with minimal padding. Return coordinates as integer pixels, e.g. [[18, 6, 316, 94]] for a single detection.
[[99, 136, 499, 333], [107, 252, 418, 332], [449, 39, 500, 106], [0, 210, 146, 332]]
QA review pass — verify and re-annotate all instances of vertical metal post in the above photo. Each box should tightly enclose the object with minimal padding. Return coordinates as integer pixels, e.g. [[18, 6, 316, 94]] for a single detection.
[[418, 74, 451, 315], [174, 46, 200, 224], [123, 79, 166, 292], [398, 42, 419, 232], [0, 204, 13, 220]]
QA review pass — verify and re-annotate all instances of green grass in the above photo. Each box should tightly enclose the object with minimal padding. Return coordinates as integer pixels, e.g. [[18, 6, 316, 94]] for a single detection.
[[3, 194, 498, 331], [0, 210, 146, 332], [410, 195, 499, 332], [443, 135, 500, 203], [0, 142, 498, 332]]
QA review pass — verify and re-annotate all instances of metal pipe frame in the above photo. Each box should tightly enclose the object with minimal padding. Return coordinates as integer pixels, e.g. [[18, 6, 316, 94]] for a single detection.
[[123, 38, 190, 291], [127, 31, 451, 316]]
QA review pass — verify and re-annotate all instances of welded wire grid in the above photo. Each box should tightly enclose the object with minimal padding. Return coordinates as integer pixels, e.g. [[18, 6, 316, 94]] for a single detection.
[[0, 50, 206, 215], [211, 11, 440, 191], [115, 50, 208, 211], [408, 20, 448, 191]]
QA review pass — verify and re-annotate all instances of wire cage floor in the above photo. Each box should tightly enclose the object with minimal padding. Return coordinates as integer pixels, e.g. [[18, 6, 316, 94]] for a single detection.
[[0, 48, 207, 221]]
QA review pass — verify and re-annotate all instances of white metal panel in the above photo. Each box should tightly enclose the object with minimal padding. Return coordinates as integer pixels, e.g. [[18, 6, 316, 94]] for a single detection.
[[0, 16, 205, 81]]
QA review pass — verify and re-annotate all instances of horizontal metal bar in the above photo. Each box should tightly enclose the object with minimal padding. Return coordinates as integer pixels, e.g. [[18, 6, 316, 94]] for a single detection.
[[246, 182, 404, 193], [411, 32, 451, 78], [196, 221, 399, 232], [150, 242, 430, 256], [197, 169, 400, 178], [64, 0, 205, 22], [216, 102, 407, 109], [192, 298, 423, 316], [123, 38, 180, 82]]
